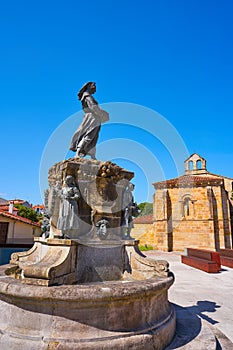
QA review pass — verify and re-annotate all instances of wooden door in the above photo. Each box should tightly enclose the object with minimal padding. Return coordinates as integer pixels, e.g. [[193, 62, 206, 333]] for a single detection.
[[0, 222, 9, 244]]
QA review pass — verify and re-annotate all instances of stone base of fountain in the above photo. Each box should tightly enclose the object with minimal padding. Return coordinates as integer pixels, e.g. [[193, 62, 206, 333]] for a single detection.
[[0, 239, 176, 349], [0, 158, 176, 349]]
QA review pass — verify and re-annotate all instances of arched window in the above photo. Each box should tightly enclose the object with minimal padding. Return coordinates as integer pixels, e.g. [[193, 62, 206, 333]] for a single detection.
[[196, 159, 202, 170], [188, 161, 193, 170], [183, 198, 190, 216]]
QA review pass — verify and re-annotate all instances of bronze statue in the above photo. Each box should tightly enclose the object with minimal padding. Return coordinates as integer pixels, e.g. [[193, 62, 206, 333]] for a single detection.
[[41, 212, 50, 239], [69, 82, 109, 160], [57, 175, 80, 238], [122, 183, 140, 239]]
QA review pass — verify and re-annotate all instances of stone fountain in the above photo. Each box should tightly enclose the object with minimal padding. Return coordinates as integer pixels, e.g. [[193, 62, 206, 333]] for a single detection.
[[0, 158, 175, 349], [0, 83, 175, 349]]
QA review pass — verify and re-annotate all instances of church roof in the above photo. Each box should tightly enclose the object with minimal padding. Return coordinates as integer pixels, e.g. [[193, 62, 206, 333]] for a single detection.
[[153, 174, 224, 189], [134, 214, 154, 224]]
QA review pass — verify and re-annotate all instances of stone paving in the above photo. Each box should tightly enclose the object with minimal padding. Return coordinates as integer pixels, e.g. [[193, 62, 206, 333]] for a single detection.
[[146, 250, 233, 348]]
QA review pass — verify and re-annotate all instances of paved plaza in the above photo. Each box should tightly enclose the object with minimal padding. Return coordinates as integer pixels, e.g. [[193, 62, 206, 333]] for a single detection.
[[146, 250, 233, 349]]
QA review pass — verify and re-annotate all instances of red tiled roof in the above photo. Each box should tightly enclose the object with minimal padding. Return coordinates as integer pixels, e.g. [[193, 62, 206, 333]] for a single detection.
[[7, 199, 25, 204], [0, 205, 18, 212], [207, 172, 233, 181], [134, 214, 154, 224], [0, 210, 41, 227], [32, 205, 44, 210], [7, 199, 32, 207], [153, 175, 224, 189]]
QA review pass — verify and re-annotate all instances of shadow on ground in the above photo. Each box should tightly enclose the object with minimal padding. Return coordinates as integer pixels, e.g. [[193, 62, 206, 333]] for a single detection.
[[165, 300, 220, 349]]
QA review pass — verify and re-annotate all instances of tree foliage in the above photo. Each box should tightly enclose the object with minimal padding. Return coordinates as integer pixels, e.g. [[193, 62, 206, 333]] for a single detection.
[[138, 202, 153, 216], [15, 204, 39, 222]]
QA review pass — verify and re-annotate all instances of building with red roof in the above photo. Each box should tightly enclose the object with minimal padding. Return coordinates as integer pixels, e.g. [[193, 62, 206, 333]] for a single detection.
[[32, 204, 45, 216], [0, 202, 41, 245], [137, 153, 233, 251]]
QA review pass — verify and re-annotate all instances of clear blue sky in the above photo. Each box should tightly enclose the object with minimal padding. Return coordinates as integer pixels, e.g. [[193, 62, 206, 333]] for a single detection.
[[0, 0, 232, 205]]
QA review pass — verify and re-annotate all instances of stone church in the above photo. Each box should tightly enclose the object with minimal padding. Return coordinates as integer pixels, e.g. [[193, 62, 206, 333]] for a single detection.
[[143, 153, 233, 251]]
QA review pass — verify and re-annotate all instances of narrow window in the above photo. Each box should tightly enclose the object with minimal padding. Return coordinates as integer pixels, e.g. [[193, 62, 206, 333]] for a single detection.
[[183, 198, 190, 216]]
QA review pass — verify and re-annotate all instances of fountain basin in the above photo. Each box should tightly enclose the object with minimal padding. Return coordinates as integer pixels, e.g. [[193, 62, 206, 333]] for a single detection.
[[0, 263, 175, 349]]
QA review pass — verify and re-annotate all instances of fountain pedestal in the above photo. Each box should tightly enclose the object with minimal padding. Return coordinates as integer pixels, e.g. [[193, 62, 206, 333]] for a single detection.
[[9, 237, 170, 286], [0, 158, 176, 349]]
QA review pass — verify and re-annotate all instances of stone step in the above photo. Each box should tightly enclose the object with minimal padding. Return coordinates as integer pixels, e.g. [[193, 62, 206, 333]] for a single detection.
[[165, 304, 217, 350], [210, 325, 233, 350]]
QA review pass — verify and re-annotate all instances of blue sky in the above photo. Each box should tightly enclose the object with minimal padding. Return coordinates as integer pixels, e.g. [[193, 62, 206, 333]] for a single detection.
[[0, 0, 232, 205]]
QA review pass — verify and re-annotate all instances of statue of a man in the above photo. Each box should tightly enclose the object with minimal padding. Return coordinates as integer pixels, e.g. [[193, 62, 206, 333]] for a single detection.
[[41, 211, 50, 239], [69, 82, 109, 160], [122, 183, 140, 239]]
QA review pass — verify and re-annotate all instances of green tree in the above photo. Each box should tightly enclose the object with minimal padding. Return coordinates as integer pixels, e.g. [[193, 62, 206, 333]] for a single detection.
[[138, 202, 153, 216], [15, 204, 39, 222]]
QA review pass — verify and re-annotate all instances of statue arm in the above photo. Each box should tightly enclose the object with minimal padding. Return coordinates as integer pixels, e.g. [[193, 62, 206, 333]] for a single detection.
[[85, 96, 109, 123], [68, 186, 80, 200], [73, 187, 80, 200]]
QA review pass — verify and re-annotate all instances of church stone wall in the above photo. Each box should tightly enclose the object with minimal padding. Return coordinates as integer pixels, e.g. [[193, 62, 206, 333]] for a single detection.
[[149, 183, 232, 251], [137, 154, 233, 252]]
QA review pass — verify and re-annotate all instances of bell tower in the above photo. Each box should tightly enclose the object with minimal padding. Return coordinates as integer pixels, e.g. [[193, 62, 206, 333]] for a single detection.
[[184, 153, 207, 175]]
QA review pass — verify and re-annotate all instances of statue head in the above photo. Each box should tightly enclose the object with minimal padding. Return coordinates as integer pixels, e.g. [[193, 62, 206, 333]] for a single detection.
[[64, 175, 75, 186], [78, 82, 96, 100], [128, 183, 135, 191]]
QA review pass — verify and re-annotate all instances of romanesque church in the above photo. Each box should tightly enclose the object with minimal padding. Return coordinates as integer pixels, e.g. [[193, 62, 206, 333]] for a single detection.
[[136, 153, 233, 251]]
